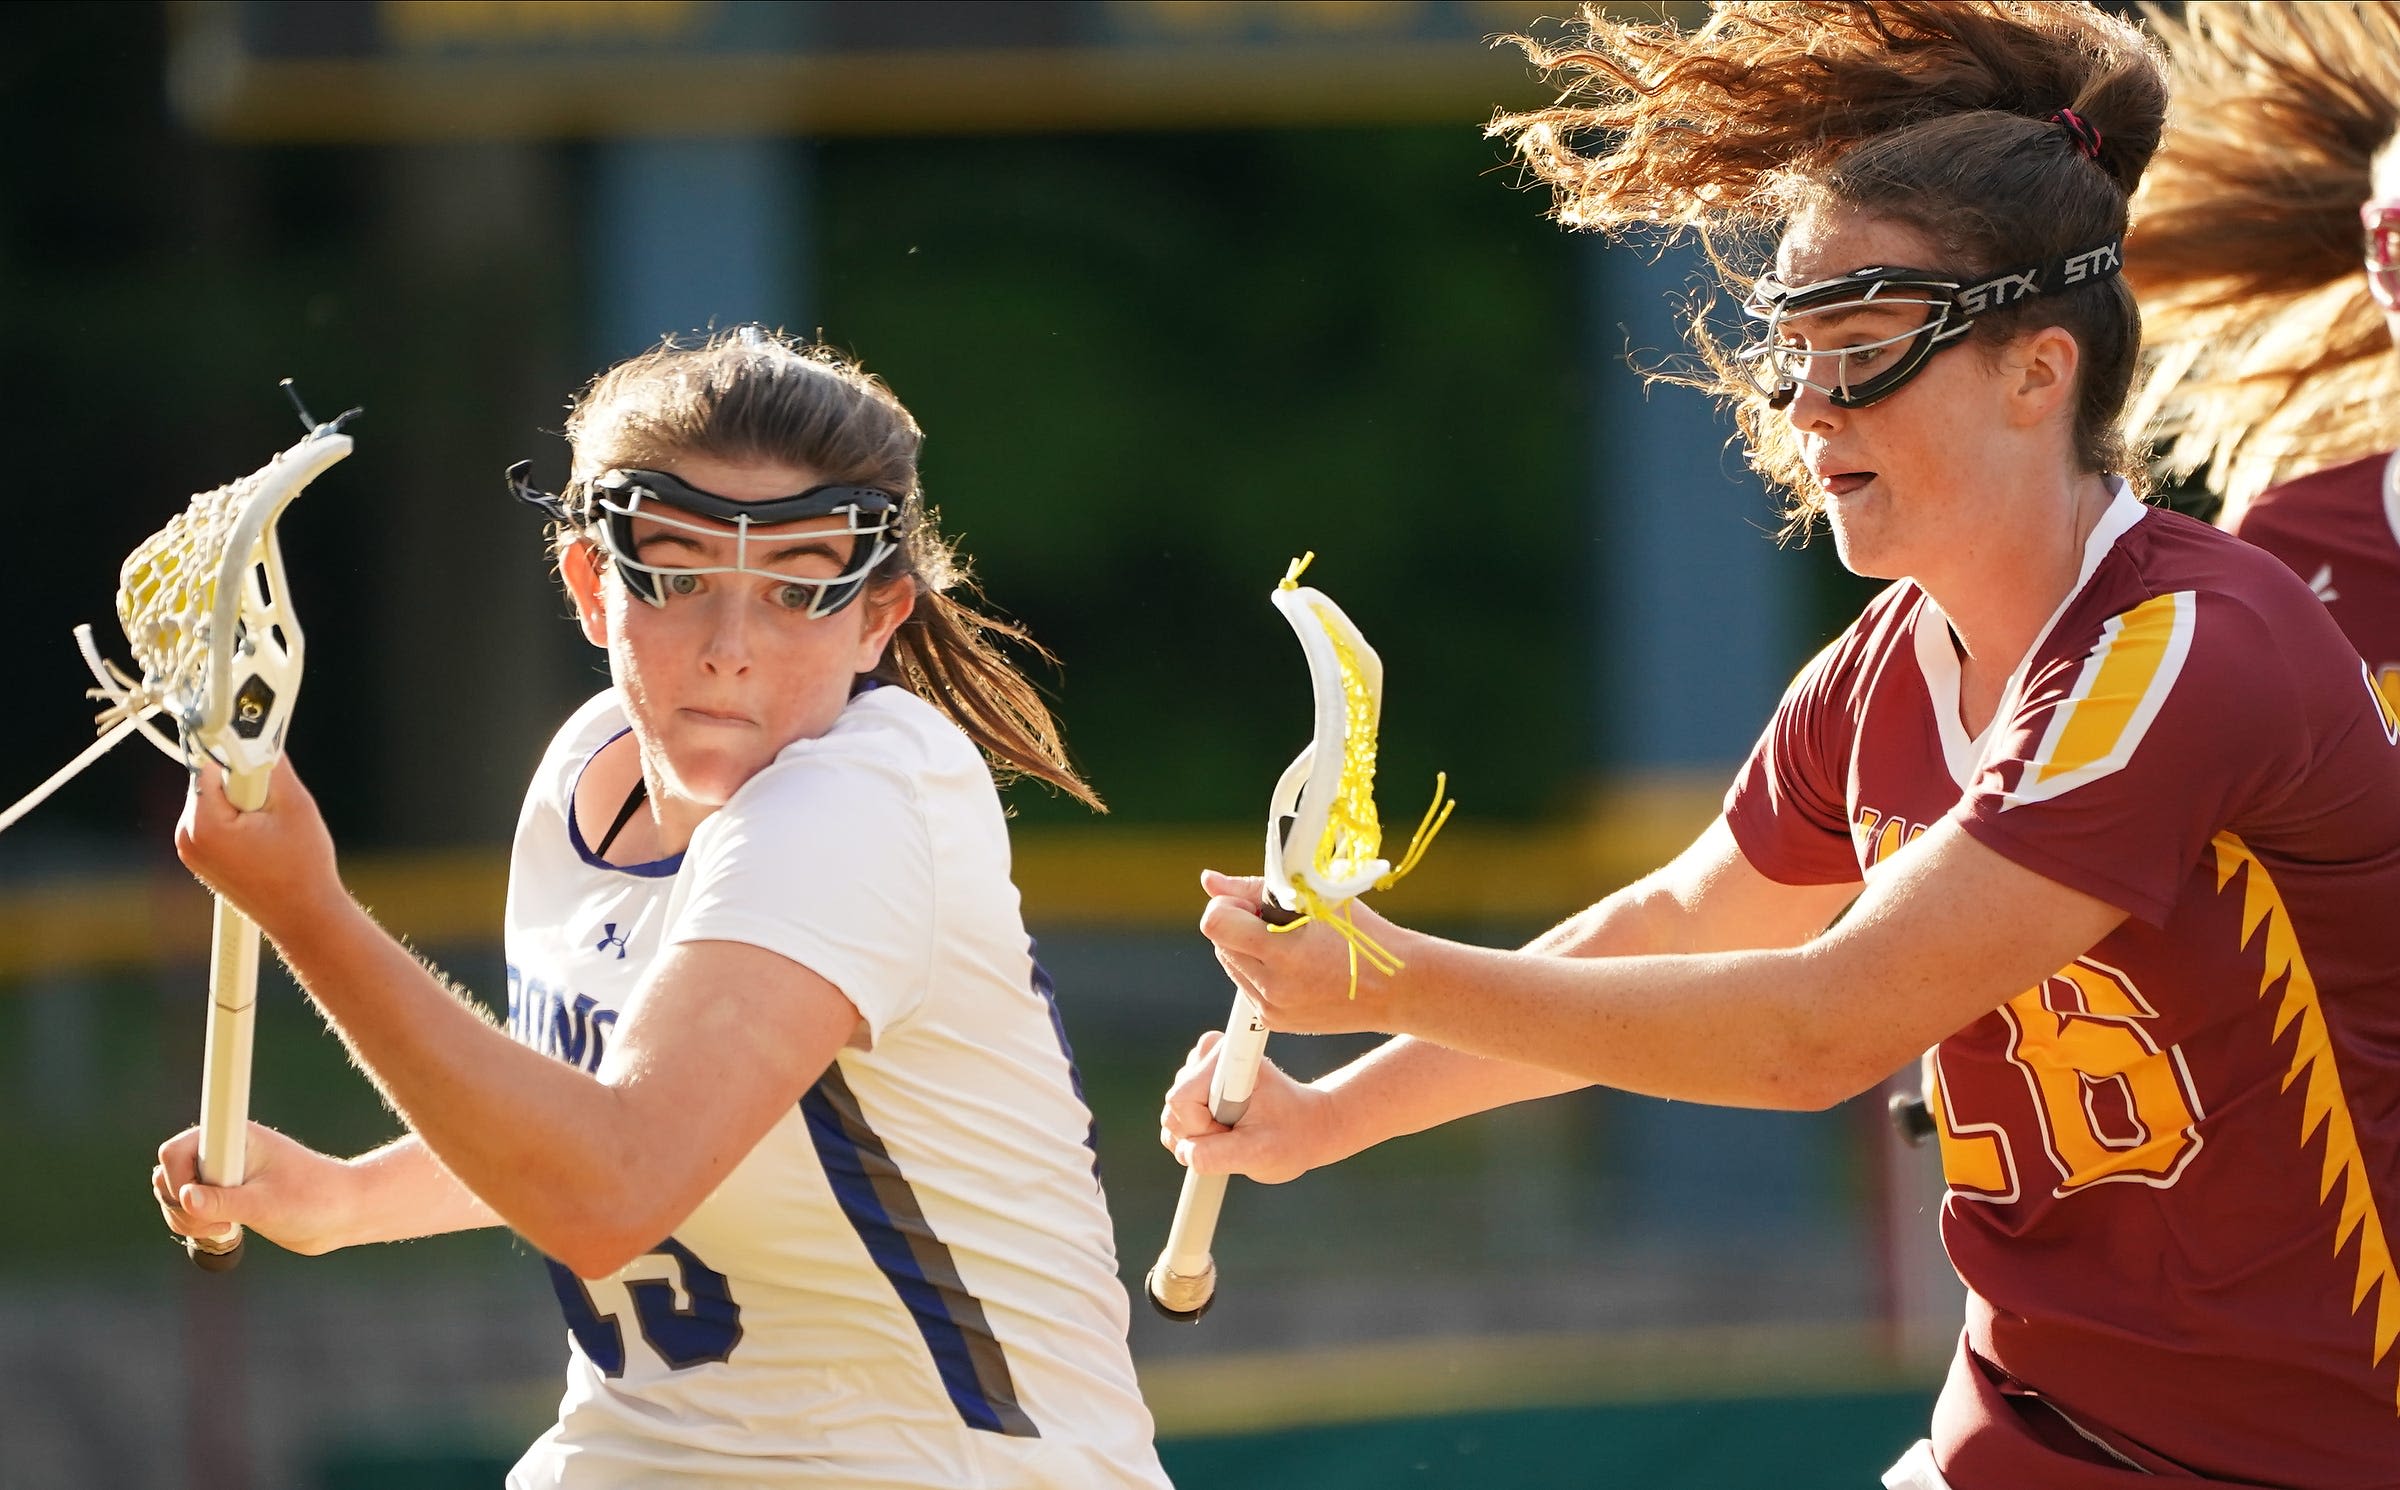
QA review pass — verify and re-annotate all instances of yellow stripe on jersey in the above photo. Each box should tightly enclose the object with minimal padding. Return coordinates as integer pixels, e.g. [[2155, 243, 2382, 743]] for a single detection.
[[2215, 832, 2400, 1410], [2024, 592, 2193, 800]]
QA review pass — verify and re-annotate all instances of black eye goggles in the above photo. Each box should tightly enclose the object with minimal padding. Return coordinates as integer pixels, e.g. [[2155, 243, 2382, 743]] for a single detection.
[[507, 461, 904, 617], [1738, 237, 2124, 411]]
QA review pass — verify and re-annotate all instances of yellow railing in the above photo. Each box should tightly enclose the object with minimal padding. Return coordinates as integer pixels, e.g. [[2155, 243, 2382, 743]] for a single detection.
[[0, 776, 1726, 982]]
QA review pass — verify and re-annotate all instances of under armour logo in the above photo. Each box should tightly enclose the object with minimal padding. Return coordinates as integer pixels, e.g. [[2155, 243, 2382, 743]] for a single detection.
[[595, 923, 630, 960]]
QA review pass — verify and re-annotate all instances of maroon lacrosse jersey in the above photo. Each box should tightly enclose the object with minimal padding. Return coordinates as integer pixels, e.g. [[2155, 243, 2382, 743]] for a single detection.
[[2230, 450, 2400, 725], [1727, 490, 2400, 1488]]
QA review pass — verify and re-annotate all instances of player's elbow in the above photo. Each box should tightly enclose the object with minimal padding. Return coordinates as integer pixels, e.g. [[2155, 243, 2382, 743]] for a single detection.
[[555, 1241, 630, 1282], [552, 1222, 660, 1282], [537, 1192, 692, 1281], [1760, 946, 1914, 1110], [1759, 1015, 1887, 1110], [1746, 1063, 1860, 1112], [1795, 1037, 1903, 1110], [1785, 1066, 1878, 1112]]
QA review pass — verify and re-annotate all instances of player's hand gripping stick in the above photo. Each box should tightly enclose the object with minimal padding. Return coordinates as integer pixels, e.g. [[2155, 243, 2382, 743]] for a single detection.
[[1146, 898, 1298, 1321]]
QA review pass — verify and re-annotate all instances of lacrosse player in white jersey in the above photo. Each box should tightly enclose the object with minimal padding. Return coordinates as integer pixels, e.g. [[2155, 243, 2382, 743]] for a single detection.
[[152, 328, 1169, 1489]]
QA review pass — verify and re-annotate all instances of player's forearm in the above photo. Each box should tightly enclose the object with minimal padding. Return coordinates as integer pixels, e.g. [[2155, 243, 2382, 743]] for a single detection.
[[1311, 826, 1880, 1121], [1382, 934, 1873, 1109], [1304, 883, 1679, 1157], [332, 1135, 503, 1247], [1362, 818, 2127, 1108], [267, 897, 648, 1256], [1309, 1037, 1584, 1161]]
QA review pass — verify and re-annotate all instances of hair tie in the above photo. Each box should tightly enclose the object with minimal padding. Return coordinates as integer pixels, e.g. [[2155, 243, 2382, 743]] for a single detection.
[[2050, 108, 2104, 162]]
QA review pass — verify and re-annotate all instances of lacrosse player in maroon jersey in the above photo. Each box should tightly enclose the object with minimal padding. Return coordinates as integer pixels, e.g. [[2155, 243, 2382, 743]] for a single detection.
[[1163, 6, 2400, 1487], [2128, 2, 2400, 711]]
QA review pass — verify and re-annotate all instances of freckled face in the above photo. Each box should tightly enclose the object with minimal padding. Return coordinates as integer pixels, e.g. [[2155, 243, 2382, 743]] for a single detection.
[[1772, 210, 2026, 581], [580, 454, 911, 811]]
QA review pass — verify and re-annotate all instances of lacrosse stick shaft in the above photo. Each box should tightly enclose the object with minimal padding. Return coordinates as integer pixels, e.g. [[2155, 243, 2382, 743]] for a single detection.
[[1147, 903, 1296, 1321], [0, 710, 157, 837], [1149, 1176, 1229, 1319], [189, 767, 271, 1271], [1147, 995, 1265, 1317], [189, 895, 258, 1270]]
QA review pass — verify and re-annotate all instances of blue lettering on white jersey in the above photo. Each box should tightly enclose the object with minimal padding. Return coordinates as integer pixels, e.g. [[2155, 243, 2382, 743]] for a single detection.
[[504, 963, 619, 1076]]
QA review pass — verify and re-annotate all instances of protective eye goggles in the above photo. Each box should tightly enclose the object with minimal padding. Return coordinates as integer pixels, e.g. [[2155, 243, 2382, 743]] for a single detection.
[[508, 462, 903, 617], [1737, 238, 2124, 411], [2363, 202, 2400, 313]]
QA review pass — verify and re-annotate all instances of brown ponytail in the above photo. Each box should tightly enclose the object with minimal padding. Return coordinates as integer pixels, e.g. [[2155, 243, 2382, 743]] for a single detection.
[[1489, 2, 2169, 529], [869, 519, 1104, 812], [559, 329, 1104, 811], [2126, 2, 2400, 522]]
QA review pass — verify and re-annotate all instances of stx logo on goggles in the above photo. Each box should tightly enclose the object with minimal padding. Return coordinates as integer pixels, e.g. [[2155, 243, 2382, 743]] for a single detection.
[[1957, 270, 2039, 316], [2061, 241, 2122, 283], [1955, 238, 2125, 316]]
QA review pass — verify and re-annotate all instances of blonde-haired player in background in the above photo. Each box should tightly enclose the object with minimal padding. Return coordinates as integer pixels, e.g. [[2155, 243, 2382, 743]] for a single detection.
[[2127, 1, 2400, 694], [155, 329, 1169, 1489]]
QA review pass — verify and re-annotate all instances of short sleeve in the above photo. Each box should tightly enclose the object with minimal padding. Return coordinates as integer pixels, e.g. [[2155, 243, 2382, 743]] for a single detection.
[[667, 754, 933, 1042], [1725, 636, 1867, 885], [1954, 590, 2296, 928]]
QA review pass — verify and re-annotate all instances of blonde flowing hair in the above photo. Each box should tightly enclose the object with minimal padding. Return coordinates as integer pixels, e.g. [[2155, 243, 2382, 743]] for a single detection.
[[2125, 1, 2400, 523]]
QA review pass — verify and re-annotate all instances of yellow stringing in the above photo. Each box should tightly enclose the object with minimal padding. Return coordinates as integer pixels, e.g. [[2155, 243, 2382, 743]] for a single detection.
[[106, 466, 263, 728], [1268, 553, 1456, 997]]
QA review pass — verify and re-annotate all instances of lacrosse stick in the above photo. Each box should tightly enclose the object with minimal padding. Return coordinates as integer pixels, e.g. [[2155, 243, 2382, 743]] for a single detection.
[[1147, 553, 1451, 1321], [6, 394, 354, 1269]]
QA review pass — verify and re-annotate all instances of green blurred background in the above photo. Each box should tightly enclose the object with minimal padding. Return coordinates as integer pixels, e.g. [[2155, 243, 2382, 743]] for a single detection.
[[0, 3, 1973, 1487]]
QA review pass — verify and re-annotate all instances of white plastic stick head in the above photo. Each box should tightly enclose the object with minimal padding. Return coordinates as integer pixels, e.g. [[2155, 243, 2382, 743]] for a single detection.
[[110, 428, 351, 802]]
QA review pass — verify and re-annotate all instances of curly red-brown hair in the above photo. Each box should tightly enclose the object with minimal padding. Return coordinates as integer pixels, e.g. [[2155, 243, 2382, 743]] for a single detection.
[[1489, 2, 2168, 530]]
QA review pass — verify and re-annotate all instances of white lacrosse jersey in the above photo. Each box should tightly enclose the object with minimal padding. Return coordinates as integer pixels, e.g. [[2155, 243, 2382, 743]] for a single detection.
[[498, 686, 1167, 1489]]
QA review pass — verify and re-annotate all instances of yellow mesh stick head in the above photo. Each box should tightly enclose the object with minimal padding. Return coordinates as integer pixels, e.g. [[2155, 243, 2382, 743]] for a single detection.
[[1312, 617, 1384, 884], [117, 498, 238, 717], [1266, 555, 1454, 994]]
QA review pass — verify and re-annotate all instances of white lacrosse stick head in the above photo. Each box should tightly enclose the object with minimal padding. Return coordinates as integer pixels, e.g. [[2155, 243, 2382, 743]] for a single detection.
[[104, 428, 352, 809], [1263, 572, 1389, 911]]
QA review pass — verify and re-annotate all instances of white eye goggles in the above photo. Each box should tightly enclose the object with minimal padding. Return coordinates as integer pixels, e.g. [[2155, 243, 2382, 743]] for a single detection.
[[1737, 237, 2124, 410], [508, 462, 903, 617]]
